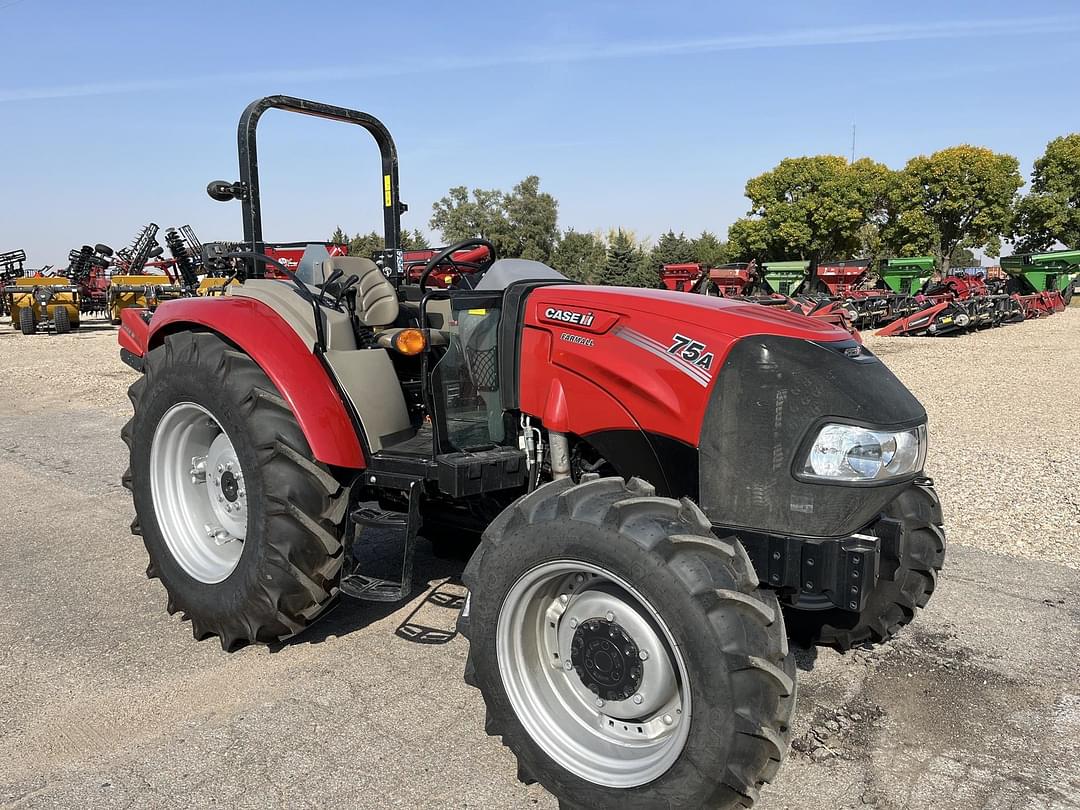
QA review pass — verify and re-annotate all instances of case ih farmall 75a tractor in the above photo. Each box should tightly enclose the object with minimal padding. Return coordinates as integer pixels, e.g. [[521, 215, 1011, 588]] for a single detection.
[[119, 97, 945, 809]]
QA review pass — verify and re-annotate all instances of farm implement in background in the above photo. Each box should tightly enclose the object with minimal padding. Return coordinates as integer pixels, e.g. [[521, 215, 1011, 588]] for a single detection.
[[66, 244, 114, 317], [107, 223, 181, 324], [877, 269, 1013, 337], [1001, 249, 1079, 313], [0, 249, 27, 318], [660, 259, 863, 338], [3, 264, 80, 335]]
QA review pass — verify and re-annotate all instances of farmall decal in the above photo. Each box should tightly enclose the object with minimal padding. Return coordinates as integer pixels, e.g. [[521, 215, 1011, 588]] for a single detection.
[[543, 307, 595, 327]]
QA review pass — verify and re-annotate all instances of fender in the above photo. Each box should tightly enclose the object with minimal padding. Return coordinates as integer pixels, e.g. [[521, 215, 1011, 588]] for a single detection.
[[134, 297, 365, 469]]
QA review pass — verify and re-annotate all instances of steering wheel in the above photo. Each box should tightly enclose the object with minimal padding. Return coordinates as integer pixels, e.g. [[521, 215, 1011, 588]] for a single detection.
[[419, 238, 496, 293]]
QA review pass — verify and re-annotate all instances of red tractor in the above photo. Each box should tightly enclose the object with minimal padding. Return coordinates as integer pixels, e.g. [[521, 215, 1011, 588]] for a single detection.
[[119, 97, 945, 809]]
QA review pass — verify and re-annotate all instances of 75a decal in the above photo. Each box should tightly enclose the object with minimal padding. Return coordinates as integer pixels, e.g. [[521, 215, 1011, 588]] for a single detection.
[[668, 333, 714, 371]]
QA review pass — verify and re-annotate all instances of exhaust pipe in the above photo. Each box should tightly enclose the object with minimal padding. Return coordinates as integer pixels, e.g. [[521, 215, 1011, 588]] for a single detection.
[[549, 431, 571, 480]]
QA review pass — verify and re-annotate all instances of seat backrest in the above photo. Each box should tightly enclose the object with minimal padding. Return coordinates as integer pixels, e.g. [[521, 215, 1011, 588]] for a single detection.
[[321, 256, 399, 327]]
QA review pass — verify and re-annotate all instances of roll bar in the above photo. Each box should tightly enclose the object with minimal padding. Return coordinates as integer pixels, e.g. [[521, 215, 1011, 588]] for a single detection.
[[208, 95, 405, 280]]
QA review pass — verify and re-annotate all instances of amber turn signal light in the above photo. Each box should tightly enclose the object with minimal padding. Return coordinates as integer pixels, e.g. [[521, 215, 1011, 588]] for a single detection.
[[393, 328, 427, 355]]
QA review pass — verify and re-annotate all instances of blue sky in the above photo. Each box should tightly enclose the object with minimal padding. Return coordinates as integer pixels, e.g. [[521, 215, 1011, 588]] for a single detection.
[[2, 1, 1079, 266]]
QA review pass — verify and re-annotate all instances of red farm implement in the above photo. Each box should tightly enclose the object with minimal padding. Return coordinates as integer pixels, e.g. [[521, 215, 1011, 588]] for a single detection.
[[876, 272, 1013, 337], [660, 260, 861, 339], [817, 260, 870, 296], [659, 262, 757, 297]]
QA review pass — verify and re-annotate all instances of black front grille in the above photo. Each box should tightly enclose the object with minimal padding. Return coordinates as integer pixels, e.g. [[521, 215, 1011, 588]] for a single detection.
[[698, 336, 926, 538]]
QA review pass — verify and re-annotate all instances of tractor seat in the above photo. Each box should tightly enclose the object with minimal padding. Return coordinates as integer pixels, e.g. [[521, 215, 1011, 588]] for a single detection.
[[318, 256, 399, 327]]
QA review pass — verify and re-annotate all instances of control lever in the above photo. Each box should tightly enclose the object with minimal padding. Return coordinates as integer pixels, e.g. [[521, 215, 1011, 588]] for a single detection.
[[318, 268, 344, 306], [332, 273, 360, 307]]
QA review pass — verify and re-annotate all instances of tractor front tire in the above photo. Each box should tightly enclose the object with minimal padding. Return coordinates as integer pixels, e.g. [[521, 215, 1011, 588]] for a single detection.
[[19, 307, 34, 335], [462, 476, 795, 809], [783, 479, 946, 651], [53, 307, 70, 334], [122, 331, 349, 650]]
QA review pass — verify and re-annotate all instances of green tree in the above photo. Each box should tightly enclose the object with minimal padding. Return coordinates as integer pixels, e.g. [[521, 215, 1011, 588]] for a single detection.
[[552, 229, 607, 283], [348, 230, 384, 259], [689, 230, 730, 267], [603, 229, 656, 288], [855, 222, 886, 265], [885, 145, 1022, 273], [429, 186, 509, 246], [650, 230, 695, 266], [401, 229, 431, 250], [329, 226, 349, 246], [725, 217, 774, 263], [504, 176, 559, 262], [429, 175, 559, 263], [948, 246, 978, 267], [1011, 133, 1080, 252], [734, 155, 893, 285]]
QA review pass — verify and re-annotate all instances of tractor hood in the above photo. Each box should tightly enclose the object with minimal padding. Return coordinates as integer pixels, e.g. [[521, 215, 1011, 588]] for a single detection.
[[570, 286, 847, 341], [516, 283, 927, 538]]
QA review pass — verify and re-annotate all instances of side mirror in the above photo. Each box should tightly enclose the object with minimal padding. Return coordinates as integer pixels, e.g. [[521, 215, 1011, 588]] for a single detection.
[[207, 180, 245, 202]]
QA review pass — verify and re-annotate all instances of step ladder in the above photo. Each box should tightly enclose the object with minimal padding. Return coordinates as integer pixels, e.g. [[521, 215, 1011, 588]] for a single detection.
[[339, 479, 421, 602]]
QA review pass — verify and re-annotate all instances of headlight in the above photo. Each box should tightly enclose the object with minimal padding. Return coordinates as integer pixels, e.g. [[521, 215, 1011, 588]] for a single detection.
[[801, 423, 926, 482]]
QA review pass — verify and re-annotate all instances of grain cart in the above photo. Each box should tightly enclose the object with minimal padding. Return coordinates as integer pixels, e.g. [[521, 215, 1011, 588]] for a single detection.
[[659, 262, 759, 297], [816, 260, 870, 296], [880, 256, 935, 295], [1001, 249, 1079, 308], [107, 223, 182, 323], [119, 96, 945, 810], [0, 249, 27, 318], [761, 260, 809, 296]]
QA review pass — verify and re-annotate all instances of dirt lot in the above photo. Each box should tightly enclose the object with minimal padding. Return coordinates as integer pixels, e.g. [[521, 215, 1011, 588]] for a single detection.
[[1, 311, 1078, 810]]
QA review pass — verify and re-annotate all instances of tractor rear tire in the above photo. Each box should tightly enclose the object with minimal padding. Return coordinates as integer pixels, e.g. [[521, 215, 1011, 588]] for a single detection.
[[18, 307, 34, 335], [461, 476, 794, 809], [782, 480, 945, 651], [53, 307, 70, 334], [121, 331, 349, 650]]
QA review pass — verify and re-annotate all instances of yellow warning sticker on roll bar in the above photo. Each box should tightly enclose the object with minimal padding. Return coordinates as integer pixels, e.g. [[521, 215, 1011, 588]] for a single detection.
[[383, 174, 392, 207]]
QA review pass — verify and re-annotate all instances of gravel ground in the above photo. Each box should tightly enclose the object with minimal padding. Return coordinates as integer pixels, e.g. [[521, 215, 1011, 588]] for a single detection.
[[1, 308, 1078, 810], [864, 307, 1080, 570]]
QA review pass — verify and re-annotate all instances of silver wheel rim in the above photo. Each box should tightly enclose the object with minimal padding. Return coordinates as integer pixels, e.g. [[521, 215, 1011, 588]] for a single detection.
[[496, 560, 691, 788], [150, 403, 247, 584]]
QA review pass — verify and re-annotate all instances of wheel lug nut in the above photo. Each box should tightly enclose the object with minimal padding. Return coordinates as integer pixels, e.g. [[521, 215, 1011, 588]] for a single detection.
[[632, 694, 643, 705], [569, 617, 578, 629], [595, 698, 605, 708], [218, 494, 224, 502], [559, 594, 569, 605], [605, 611, 615, 622], [662, 714, 674, 726], [217, 464, 224, 473], [639, 650, 649, 661], [563, 660, 573, 671]]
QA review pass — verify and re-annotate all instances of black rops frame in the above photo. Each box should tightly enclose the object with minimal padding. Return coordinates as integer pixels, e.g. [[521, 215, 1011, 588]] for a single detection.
[[220, 95, 405, 281]]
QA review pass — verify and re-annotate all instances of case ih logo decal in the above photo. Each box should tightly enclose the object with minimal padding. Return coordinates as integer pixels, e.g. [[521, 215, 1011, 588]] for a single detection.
[[613, 327, 713, 387], [543, 307, 595, 327]]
